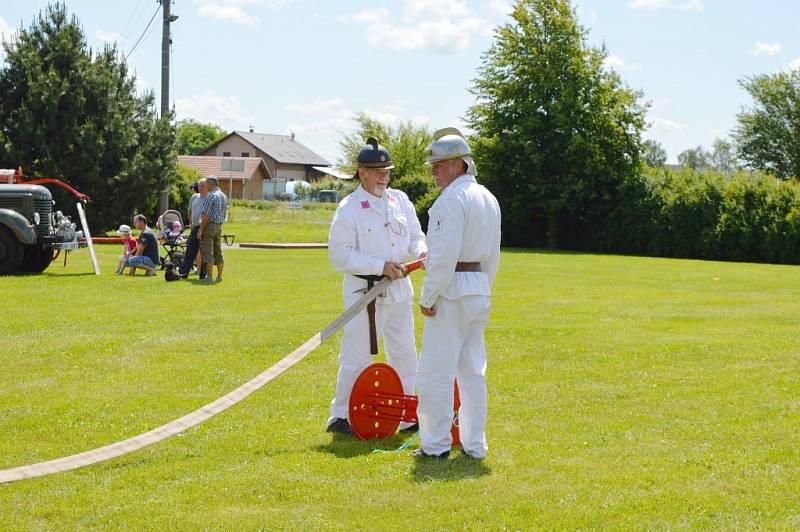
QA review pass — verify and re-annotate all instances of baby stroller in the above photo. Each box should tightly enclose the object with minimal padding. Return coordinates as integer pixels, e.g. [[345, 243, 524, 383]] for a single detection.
[[156, 210, 188, 270]]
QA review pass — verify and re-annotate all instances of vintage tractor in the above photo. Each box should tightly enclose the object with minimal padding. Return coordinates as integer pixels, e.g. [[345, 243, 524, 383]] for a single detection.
[[0, 167, 94, 275]]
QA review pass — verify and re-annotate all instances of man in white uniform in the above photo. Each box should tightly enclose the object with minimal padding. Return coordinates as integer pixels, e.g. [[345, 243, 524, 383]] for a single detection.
[[327, 137, 427, 435], [414, 127, 501, 459]]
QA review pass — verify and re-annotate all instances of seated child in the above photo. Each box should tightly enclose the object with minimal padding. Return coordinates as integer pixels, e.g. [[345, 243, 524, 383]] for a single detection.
[[115, 224, 137, 274]]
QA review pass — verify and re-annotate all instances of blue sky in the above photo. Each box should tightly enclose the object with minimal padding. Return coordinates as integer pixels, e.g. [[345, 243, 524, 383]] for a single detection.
[[1, 0, 798, 164]]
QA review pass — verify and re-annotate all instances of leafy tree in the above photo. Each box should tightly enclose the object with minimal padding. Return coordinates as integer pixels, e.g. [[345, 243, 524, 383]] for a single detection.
[[678, 146, 710, 171], [0, 3, 175, 229], [467, 0, 647, 248], [734, 70, 800, 180], [339, 113, 432, 180], [710, 138, 737, 174], [339, 113, 436, 208], [176, 119, 226, 155], [642, 139, 667, 167], [171, 164, 203, 219]]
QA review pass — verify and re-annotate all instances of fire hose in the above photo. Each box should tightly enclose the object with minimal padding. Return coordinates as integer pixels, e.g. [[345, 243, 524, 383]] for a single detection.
[[0, 259, 425, 484]]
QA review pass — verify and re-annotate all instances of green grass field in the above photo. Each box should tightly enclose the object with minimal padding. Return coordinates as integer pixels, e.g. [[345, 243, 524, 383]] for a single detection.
[[1, 245, 799, 529], [224, 201, 335, 243]]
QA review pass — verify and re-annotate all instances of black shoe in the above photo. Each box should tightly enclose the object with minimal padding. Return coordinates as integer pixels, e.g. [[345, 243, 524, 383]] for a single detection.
[[399, 422, 419, 433], [411, 448, 449, 459], [165, 269, 182, 282], [326, 418, 352, 435]]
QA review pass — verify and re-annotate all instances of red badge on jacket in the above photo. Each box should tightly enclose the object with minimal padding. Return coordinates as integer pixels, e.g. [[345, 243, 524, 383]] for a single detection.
[[361, 200, 370, 209]]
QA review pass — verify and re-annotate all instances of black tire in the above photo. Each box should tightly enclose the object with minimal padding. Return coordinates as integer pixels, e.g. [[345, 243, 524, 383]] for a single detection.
[[171, 252, 185, 269], [0, 225, 24, 275], [19, 244, 55, 274]]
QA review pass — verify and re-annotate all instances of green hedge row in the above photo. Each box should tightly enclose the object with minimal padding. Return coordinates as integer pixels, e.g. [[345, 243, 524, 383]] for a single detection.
[[603, 168, 800, 264]]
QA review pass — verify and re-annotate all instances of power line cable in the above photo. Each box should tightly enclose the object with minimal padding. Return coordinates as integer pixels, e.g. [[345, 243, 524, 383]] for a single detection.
[[124, 3, 161, 61], [119, 0, 148, 42]]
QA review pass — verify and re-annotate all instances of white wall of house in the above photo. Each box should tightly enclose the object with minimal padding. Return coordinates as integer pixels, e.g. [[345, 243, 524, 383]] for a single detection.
[[275, 164, 307, 181], [208, 137, 256, 157]]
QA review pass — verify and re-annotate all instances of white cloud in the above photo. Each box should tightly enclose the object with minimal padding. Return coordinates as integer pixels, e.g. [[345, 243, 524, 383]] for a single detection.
[[175, 90, 254, 127], [336, 0, 499, 53], [286, 98, 430, 135], [198, 2, 258, 26], [287, 98, 353, 137], [488, 0, 512, 17], [629, 0, 703, 12], [134, 76, 150, 93], [403, 0, 472, 20], [575, 2, 598, 24], [365, 18, 480, 53], [94, 30, 123, 44], [0, 16, 18, 58], [604, 54, 642, 71], [286, 97, 431, 163], [335, 7, 391, 25], [649, 117, 687, 132], [196, 0, 293, 26], [651, 97, 670, 109], [789, 57, 800, 71], [0, 16, 11, 40], [751, 41, 782, 57]]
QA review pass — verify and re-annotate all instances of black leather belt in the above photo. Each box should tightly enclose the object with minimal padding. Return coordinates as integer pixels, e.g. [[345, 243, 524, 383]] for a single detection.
[[455, 262, 482, 272]]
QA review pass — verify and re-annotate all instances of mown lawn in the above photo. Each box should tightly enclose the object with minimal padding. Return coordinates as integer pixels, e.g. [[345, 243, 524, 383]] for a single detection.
[[224, 200, 335, 243], [1, 246, 799, 529]]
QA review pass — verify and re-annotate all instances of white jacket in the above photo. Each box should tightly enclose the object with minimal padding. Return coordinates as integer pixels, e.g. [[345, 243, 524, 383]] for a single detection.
[[329, 185, 427, 304], [420, 174, 501, 309]]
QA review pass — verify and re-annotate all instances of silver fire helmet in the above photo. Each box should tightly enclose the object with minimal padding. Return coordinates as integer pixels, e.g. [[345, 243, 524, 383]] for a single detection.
[[425, 127, 477, 175]]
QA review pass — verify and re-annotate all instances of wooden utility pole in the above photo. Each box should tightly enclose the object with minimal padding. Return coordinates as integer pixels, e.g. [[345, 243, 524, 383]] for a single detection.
[[158, 0, 178, 215]]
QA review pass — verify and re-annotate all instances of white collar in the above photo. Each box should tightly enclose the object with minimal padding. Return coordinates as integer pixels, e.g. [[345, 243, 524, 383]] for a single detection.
[[444, 174, 476, 190]]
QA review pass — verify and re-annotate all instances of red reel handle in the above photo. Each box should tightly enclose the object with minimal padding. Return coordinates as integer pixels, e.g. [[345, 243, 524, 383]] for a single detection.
[[403, 258, 425, 276]]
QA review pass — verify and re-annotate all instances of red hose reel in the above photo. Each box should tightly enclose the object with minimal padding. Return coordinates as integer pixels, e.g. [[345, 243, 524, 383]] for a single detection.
[[348, 362, 460, 445]]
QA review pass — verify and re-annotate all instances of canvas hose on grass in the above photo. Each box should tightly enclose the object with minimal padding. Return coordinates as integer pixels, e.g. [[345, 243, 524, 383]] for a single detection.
[[0, 260, 425, 484]]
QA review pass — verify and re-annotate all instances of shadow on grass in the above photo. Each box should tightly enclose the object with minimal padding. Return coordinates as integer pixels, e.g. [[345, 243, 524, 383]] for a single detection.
[[38, 271, 97, 277], [411, 450, 492, 483], [314, 432, 413, 459]]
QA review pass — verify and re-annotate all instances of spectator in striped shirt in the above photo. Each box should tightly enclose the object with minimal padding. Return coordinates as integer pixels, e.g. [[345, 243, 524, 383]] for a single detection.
[[197, 175, 228, 284]]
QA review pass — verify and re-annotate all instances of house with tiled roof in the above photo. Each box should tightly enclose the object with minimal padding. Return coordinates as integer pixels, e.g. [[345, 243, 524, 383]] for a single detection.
[[186, 129, 346, 199], [177, 155, 269, 200]]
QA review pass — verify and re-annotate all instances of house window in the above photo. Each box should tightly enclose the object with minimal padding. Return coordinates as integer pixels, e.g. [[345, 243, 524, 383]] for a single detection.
[[222, 151, 231, 157], [241, 152, 250, 157]]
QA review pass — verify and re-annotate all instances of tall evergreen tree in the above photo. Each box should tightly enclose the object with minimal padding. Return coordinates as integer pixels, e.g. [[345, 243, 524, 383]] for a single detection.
[[0, 3, 175, 229], [467, 0, 647, 248]]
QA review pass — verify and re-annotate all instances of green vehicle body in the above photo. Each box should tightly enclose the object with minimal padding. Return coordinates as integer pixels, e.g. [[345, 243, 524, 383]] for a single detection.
[[0, 183, 64, 274]]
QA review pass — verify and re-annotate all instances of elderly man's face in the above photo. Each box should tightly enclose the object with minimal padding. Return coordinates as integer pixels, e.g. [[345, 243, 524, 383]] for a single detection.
[[133, 217, 144, 231], [199, 181, 208, 196], [358, 167, 390, 197], [431, 159, 462, 189]]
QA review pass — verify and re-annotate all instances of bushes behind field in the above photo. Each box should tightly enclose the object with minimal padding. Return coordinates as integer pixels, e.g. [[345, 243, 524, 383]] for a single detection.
[[600, 167, 800, 264]]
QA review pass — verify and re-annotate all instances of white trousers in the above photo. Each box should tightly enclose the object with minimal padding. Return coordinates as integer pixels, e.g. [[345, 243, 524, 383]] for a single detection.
[[330, 298, 418, 421], [417, 295, 491, 458]]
